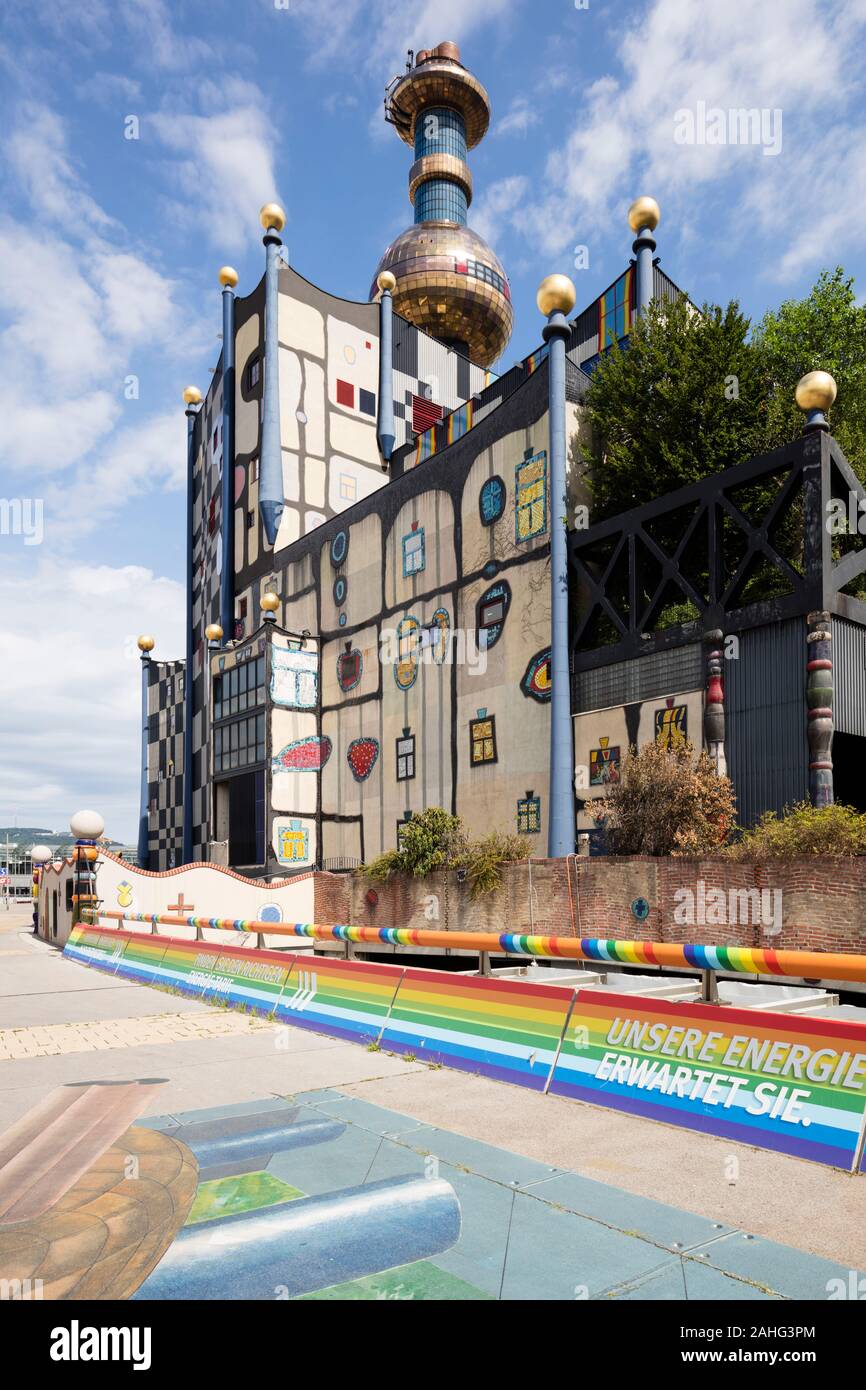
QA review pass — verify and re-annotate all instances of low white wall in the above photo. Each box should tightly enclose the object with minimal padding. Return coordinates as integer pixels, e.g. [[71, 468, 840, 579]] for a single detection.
[[39, 852, 316, 951]]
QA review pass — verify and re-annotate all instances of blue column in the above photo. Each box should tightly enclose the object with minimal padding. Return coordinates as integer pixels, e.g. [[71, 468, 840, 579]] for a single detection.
[[258, 204, 286, 546], [376, 272, 396, 465], [539, 276, 576, 859], [137, 640, 152, 869], [219, 268, 237, 639], [628, 197, 660, 318], [183, 389, 200, 866]]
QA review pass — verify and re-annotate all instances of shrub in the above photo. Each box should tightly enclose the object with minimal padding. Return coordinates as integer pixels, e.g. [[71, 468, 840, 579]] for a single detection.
[[360, 807, 464, 882], [360, 811, 528, 896], [584, 740, 735, 856], [456, 832, 530, 899], [724, 801, 866, 860]]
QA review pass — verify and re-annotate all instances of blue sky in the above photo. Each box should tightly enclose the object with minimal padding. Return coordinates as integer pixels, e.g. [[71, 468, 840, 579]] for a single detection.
[[1, 0, 864, 841]]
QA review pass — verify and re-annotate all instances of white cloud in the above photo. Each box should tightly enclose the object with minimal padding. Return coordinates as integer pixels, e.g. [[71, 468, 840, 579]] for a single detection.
[[470, 174, 529, 252], [5, 103, 118, 233], [75, 71, 143, 106], [495, 97, 539, 139], [289, 0, 516, 75], [0, 560, 185, 842], [501, 0, 866, 282], [47, 409, 189, 543], [150, 102, 283, 250]]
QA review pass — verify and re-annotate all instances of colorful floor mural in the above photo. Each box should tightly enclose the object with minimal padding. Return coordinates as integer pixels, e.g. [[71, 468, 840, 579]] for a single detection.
[[3, 1083, 862, 1300]]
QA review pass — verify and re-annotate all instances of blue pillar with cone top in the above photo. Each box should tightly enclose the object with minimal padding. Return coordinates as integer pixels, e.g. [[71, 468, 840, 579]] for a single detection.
[[182, 385, 201, 866], [219, 266, 238, 640], [538, 274, 577, 860], [137, 635, 154, 869], [628, 196, 660, 318], [258, 202, 286, 546], [376, 271, 396, 466]]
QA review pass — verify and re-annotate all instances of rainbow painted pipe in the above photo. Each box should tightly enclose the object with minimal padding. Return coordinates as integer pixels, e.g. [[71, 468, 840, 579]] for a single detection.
[[85, 910, 866, 984]]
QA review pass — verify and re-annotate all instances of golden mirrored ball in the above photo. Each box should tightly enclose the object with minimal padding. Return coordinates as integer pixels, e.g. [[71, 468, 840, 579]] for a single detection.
[[259, 202, 286, 232], [537, 274, 577, 317], [260, 591, 280, 613], [205, 623, 224, 642], [628, 196, 661, 233], [182, 385, 202, 405], [377, 270, 397, 294], [137, 635, 155, 653], [218, 266, 239, 288], [795, 371, 837, 413]]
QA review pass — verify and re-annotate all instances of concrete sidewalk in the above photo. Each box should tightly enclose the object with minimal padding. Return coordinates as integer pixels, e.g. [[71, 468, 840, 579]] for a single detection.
[[2, 910, 866, 1287]]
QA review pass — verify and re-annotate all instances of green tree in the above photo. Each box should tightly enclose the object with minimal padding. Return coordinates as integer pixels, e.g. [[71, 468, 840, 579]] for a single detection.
[[586, 294, 768, 519], [751, 268, 866, 480]]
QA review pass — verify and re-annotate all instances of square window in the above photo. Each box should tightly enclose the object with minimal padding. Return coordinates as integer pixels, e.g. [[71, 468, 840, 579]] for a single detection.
[[396, 733, 416, 782], [402, 527, 425, 577], [339, 473, 357, 502], [469, 715, 497, 765], [480, 597, 505, 629], [336, 378, 354, 409], [247, 358, 261, 390], [517, 796, 541, 834], [247, 510, 255, 528], [359, 388, 376, 417]]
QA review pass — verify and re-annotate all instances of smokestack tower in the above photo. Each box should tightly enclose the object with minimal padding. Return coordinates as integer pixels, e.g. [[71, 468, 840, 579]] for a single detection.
[[371, 42, 512, 369]]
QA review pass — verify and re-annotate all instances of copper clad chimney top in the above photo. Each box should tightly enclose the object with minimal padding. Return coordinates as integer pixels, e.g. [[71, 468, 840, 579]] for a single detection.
[[415, 49, 430, 64], [434, 41, 461, 63]]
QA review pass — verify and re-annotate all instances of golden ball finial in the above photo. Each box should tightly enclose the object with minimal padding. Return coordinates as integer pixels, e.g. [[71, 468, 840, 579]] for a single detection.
[[536, 274, 577, 317], [259, 202, 286, 232], [628, 196, 660, 233], [137, 635, 155, 653], [795, 370, 837, 413], [218, 266, 239, 288], [182, 385, 202, 405], [260, 591, 280, 613], [205, 623, 224, 642], [377, 270, 397, 294]]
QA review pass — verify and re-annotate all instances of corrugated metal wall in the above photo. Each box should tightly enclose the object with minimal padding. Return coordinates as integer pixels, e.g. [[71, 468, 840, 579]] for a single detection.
[[833, 616, 866, 737], [726, 618, 808, 826]]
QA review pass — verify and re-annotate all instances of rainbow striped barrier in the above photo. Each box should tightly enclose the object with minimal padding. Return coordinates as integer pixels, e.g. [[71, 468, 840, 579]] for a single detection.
[[84, 909, 866, 984], [65, 917, 866, 1173]]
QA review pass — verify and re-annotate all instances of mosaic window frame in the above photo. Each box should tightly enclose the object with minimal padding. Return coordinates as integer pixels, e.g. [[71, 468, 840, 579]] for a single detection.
[[337, 645, 362, 693], [515, 452, 548, 543], [330, 529, 349, 567], [402, 527, 426, 578], [517, 795, 541, 835], [278, 821, 309, 864], [480, 475, 506, 526], [469, 713, 497, 766]]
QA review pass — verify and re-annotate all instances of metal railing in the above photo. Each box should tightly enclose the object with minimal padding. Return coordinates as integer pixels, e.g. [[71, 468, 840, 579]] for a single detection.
[[82, 909, 866, 985]]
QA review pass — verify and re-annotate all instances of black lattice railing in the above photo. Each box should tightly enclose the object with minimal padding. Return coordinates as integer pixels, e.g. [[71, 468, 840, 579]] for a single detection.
[[569, 431, 866, 672]]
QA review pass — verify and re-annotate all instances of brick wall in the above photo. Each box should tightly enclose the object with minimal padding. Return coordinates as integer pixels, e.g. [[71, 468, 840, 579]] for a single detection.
[[313, 871, 351, 925], [340, 857, 866, 954]]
